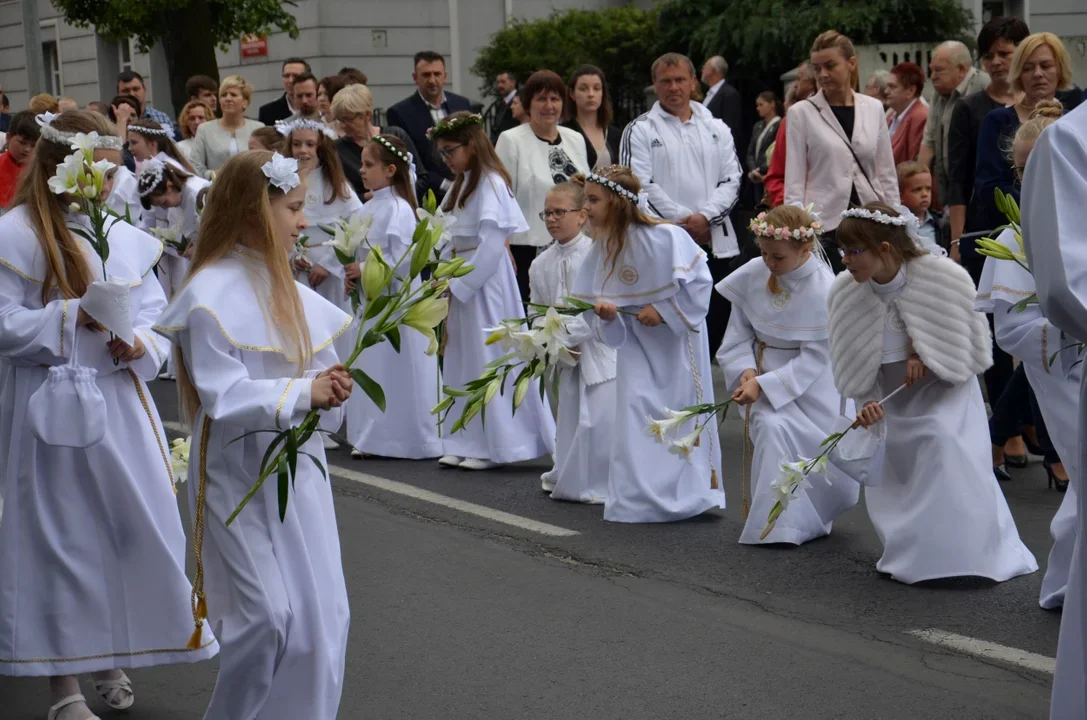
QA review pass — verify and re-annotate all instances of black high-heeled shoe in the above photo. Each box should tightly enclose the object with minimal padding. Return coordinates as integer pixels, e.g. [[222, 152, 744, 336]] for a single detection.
[[994, 463, 1012, 482], [1045, 461, 1069, 493], [1005, 452, 1029, 468]]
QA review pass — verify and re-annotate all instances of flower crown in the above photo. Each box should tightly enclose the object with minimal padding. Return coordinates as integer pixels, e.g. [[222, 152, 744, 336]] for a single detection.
[[585, 172, 638, 204], [274, 117, 338, 140], [839, 207, 909, 226], [426, 113, 484, 141], [130, 124, 172, 138], [137, 159, 166, 198], [371, 135, 413, 166], [749, 210, 824, 241], [36, 113, 124, 150], [262, 152, 301, 192]]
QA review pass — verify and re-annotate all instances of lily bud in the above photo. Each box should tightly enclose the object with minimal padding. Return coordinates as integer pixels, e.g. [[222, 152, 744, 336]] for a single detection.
[[513, 374, 531, 409], [361, 247, 388, 301], [433, 257, 465, 279]]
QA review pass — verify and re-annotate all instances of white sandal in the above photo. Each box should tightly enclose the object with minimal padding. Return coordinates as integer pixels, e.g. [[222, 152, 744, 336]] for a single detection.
[[92, 670, 134, 710], [48, 694, 100, 720]]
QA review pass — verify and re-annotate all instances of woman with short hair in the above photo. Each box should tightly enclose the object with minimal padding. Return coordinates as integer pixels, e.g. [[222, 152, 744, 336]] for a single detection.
[[495, 69, 590, 299], [176, 100, 213, 165], [187, 75, 264, 177], [885, 62, 928, 164]]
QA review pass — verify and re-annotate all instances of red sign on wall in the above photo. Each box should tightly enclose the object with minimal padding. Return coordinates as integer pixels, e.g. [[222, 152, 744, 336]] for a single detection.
[[240, 35, 268, 59]]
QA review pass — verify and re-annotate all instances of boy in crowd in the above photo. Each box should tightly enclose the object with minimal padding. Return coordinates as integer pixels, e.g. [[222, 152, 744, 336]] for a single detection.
[[0, 111, 39, 209], [898, 160, 945, 253]]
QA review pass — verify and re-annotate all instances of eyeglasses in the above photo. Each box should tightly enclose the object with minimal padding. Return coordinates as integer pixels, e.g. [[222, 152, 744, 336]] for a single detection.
[[538, 208, 581, 221], [438, 143, 466, 160], [839, 246, 867, 256]]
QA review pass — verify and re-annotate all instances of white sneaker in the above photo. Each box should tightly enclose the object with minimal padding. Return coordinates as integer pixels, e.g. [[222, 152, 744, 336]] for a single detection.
[[438, 455, 464, 468], [157, 372, 175, 381], [459, 458, 500, 471], [350, 449, 364, 459], [323, 436, 339, 450], [541, 474, 556, 493]]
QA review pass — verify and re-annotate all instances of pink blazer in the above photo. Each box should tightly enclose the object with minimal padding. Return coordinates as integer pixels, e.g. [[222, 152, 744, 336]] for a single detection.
[[784, 90, 900, 230], [888, 100, 927, 165]]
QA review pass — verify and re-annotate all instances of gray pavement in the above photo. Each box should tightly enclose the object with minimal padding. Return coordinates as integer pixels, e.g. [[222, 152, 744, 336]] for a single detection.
[[1, 375, 1064, 719]]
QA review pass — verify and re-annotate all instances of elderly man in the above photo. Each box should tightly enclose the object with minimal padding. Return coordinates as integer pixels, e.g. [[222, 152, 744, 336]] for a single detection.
[[701, 56, 742, 146], [864, 70, 892, 111], [386, 51, 472, 200], [621, 52, 742, 350], [919, 41, 987, 208], [258, 57, 310, 126]]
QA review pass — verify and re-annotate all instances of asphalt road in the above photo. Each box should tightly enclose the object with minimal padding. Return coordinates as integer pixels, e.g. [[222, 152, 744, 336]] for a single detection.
[[2, 373, 1065, 719]]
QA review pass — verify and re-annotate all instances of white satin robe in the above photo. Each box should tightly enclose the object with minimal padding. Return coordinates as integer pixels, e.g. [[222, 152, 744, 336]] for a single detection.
[[0, 207, 218, 675], [1020, 106, 1087, 720], [155, 251, 352, 720], [976, 228, 1079, 609], [345, 187, 442, 458], [716, 256, 858, 544], [440, 171, 555, 463], [570, 223, 725, 522]]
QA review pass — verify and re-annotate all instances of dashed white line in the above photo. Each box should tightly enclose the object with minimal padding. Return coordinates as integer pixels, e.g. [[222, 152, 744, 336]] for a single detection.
[[906, 629, 1056, 674], [160, 420, 579, 538]]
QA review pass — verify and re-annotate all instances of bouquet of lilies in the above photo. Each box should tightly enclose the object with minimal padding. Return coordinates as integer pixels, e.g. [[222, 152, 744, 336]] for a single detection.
[[432, 298, 612, 433], [150, 224, 189, 257], [51, 132, 118, 277], [645, 402, 731, 463], [318, 213, 374, 314], [226, 191, 472, 524]]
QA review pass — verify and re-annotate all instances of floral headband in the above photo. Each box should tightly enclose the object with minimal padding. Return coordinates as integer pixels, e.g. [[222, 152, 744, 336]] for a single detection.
[[262, 152, 301, 192], [130, 124, 172, 139], [749, 206, 825, 241], [137, 159, 166, 198], [426, 113, 484, 141], [585, 172, 638, 205], [371, 135, 413, 166], [275, 117, 338, 140], [36, 113, 124, 150], [839, 207, 909, 227]]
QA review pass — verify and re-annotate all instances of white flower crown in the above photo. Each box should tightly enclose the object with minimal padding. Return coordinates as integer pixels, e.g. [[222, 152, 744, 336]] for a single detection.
[[371, 135, 413, 167], [839, 207, 909, 227], [585, 172, 638, 204], [36, 113, 124, 151], [262, 152, 301, 192], [130, 124, 172, 138], [275, 117, 338, 140], [137, 159, 167, 198]]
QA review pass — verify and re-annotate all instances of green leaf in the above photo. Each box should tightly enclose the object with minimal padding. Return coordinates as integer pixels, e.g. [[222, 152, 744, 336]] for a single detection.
[[350, 368, 386, 412], [286, 429, 298, 489], [363, 294, 391, 321], [277, 454, 289, 522], [385, 326, 402, 353], [298, 451, 327, 480]]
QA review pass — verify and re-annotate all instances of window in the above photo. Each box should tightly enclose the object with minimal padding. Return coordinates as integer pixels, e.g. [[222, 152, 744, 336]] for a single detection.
[[982, 1, 1006, 23], [40, 22, 63, 96], [118, 39, 132, 71]]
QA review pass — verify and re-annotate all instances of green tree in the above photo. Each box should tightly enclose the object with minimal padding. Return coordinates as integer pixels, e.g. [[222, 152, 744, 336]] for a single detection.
[[655, 0, 975, 86], [471, 6, 658, 126], [51, 0, 300, 112]]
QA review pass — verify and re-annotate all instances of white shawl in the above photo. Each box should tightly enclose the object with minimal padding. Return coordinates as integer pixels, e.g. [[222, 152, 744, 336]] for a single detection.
[[827, 253, 992, 399]]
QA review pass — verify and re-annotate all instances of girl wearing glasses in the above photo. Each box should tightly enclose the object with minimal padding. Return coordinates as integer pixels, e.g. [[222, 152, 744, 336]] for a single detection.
[[430, 112, 555, 471], [827, 202, 1036, 584], [529, 180, 615, 503]]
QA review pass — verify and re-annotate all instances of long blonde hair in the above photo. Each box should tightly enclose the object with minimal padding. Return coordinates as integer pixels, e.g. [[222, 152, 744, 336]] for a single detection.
[[578, 166, 661, 283], [176, 150, 313, 421], [12, 110, 117, 306]]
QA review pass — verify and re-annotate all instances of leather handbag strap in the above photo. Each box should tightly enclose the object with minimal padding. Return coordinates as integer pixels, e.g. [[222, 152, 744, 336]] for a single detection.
[[807, 99, 875, 198]]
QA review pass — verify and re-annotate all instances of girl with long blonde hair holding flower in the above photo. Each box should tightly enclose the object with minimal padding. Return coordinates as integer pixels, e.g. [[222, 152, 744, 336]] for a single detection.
[[716, 204, 858, 544], [154, 150, 354, 719]]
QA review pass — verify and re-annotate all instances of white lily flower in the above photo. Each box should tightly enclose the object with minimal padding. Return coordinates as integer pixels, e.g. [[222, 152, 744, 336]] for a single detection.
[[547, 339, 579, 368], [644, 408, 690, 442], [508, 329, 542, 362], [668, 427, 702, 463], [326, 212, 373, 259], [69, 132, 101, 158], [416, 206, 457, 243], [170, 436, 191, 484], [48, 152, 84, 196]]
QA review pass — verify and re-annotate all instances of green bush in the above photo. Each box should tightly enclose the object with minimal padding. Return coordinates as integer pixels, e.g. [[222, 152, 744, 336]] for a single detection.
[[471, 6, 658, 124]]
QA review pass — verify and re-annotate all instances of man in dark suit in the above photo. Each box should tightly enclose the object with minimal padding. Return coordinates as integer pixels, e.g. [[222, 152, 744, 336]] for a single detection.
[[385, 51, 472, 200], [700, 56, 743, 152], [258, 57, 310, 126], [488, 71, 519, 144]]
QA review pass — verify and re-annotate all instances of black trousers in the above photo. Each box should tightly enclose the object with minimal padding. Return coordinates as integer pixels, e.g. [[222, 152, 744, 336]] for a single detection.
[[989, 364, 1058, 463], [963, 254, 1021, 440], [706, 255, 733, 354], [509, 244, 537, 304]]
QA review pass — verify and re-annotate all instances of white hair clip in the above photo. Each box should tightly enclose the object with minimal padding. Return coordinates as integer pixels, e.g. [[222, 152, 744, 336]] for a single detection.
[[274, 117, 338, 140], [36, 112, 59, 128], [839, 206, 909, 226], [262, 152, 301, 192], [137, 159, 167, 198], [586, 172, 638, 205], [130, 124, 172, 138]]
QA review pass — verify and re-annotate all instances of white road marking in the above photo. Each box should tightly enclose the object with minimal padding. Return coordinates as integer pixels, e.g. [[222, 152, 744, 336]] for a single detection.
[[907, 629, 1056, 674], [160, 420, 579, 538]]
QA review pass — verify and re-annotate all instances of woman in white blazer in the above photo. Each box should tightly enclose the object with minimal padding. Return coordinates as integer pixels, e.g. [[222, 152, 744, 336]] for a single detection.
[[496, 70, 590, 300], [785, 30, 899, 271]]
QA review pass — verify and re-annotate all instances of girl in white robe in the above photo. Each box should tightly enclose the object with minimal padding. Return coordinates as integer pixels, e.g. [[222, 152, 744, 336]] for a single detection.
[[138, 157, 212, 379], [529, 181, 615, 502], [0, 111, 217, 720], [1019, 101, 1087, 720], [154, 150, 353, 720], [716, 205, 858, 544], [429, 112, 555, 470], [976, 105, 1078, 608], [829, 202, 1037, 584], [343, 135, 442, 459], [571, 166, 725, 523]]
